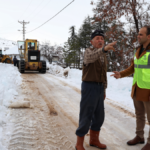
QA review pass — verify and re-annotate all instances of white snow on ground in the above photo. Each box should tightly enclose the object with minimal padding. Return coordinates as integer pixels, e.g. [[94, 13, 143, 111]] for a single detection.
[[106, 72, 133, 109], [47, 63, 66, 77], [0, 63, 22, 150], [47, 64, 134, 110], [0, 63, 135, 149]]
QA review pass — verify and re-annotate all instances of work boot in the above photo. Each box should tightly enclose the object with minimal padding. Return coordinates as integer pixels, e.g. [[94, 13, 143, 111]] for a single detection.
[[141, 143, 150, 150], [127, 135, 145, 145], [89, 129, 107, 149], [75, 136, 85, 150]]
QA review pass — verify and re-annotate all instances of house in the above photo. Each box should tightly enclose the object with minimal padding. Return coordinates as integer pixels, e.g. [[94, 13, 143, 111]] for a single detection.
[[3, 46, 20, 60]]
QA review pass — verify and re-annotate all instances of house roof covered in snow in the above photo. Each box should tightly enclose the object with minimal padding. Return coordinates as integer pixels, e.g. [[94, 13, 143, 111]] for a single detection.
[[3, 46, 19, 55]]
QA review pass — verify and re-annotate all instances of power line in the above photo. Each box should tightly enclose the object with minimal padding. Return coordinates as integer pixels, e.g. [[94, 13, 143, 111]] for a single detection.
[[0, 1, 34, 29], [29, 0, 52, 21], [25, 0, 45, 20], [27, 0, 75, 33], [18, 0, 36, 19]]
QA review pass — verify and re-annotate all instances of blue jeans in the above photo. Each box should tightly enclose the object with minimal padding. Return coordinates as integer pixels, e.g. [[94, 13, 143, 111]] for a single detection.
[[76, 81, 105, 137]]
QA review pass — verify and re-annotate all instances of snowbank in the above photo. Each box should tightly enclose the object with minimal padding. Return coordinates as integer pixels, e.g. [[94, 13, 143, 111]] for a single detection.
[[0, 63, 22, 107], [47, 64, 134, 110], [0, 63, 22, 149], [47, 63, 70, 77]]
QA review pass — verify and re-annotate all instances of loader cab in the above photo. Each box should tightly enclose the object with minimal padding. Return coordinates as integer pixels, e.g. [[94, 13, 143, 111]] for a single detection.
[[17, 40, 40, 61], [27, 40, 40, 62]]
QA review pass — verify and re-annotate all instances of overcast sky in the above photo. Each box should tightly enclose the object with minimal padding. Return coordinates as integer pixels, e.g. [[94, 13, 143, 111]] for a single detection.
[[0, 0, 95, 45]]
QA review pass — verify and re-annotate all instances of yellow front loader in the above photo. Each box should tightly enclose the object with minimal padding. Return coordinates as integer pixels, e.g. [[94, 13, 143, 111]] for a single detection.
[[0, 49, 13, 64], [17, 39, 46, 73]]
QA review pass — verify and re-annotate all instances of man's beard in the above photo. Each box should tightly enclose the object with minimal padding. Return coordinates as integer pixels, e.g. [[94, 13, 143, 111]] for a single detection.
[[138, 39, 147, 46]]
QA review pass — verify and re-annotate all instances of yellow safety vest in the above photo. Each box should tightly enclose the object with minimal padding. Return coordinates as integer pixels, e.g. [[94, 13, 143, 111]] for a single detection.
[[133, 50, 150, 89]]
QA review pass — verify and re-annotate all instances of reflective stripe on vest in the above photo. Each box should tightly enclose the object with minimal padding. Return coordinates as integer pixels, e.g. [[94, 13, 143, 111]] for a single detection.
[[133, 49, 150, 89]]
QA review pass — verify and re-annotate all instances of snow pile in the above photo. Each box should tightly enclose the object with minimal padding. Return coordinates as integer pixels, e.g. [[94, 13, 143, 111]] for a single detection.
[[0, 63, 22, 149], [47, 63, 70, 77], [48, 64, 134, 110], [47, 63, 63, 76], [0, 63, 22, 107], [66, 68, 82, 84]]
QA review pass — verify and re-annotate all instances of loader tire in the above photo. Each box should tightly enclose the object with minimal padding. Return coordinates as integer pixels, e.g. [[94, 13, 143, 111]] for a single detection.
[[19, 60, 25, 73], [17, 60, 19, 69], [5, 58, 12, 64], [40, 61, 46, 74]]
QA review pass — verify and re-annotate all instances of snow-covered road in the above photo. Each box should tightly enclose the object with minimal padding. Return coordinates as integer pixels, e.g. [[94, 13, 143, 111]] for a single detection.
[[0, 64, 149, 150], [43, 73, 149, 150], [2, 72, 148, 150]]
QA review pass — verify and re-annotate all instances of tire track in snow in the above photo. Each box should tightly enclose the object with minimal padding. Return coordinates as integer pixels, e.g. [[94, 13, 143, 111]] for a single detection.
[[43, 74, 149, 150], [6, 72, 148, 150], [7, 74, 75, 150], [47, 74, 147, 121]]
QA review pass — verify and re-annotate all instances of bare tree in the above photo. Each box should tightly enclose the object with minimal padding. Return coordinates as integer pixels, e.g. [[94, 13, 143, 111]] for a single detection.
[[92, 0, 150, 70], [40, 41, 63, 64]]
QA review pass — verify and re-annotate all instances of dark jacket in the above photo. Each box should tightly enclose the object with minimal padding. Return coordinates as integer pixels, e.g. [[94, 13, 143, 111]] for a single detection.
[[82, 56, 107, 83], [13, 57, 18, 63]]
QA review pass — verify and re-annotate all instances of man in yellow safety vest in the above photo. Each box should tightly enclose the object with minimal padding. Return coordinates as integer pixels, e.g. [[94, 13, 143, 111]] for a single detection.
[[111, 26, 150, 150]]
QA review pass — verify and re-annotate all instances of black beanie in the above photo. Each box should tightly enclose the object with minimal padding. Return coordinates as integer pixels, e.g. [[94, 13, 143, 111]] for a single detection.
[[91, 29, 104, 40]]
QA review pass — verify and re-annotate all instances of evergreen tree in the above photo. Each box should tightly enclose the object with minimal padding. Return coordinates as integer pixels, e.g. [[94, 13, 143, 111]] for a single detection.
[[78, 16, 93, 50], [63, 26, 81, 68]]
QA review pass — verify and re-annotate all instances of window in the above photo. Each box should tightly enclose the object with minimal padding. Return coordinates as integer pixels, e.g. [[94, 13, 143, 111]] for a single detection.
[[17, 41, 25, 58], [17, 41, 25, 50], [28, 42, 35, 50]]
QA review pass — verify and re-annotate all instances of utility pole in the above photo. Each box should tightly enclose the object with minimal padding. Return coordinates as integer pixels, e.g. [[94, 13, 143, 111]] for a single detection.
[[18, 20, 29, 41]]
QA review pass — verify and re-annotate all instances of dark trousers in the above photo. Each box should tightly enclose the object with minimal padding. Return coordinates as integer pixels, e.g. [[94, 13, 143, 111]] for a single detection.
[[14, 61, 19, 67], [14, 62, 17, 66], [76, 81, 105, 137]]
